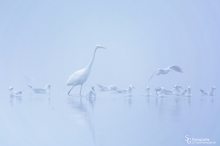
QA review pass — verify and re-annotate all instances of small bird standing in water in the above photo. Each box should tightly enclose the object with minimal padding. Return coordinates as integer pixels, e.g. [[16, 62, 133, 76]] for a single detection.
[[8, 86, 23, 105]]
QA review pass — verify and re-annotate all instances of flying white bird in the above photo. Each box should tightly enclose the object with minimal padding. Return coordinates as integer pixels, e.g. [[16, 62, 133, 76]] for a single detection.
[[66, 45, 106, 96], [28, 84, 51, 94], [148, 65, 183, 82], [8, 86, 23, 97]]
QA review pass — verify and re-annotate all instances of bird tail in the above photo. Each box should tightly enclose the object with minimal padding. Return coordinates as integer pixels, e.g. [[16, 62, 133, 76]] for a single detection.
[[27, 85, 32, 88], [169, 65, 183, 73]]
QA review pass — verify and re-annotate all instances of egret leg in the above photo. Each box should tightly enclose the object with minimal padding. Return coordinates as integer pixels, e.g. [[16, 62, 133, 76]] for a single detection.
[[68, 86, 74, 96], [80, 84, 83, 97]]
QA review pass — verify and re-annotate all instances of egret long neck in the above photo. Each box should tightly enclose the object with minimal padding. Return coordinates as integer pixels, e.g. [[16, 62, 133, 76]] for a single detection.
[[87, 48, 98, 70]]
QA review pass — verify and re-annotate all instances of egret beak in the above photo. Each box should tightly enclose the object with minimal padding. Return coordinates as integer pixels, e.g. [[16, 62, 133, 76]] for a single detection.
[[96, 45, 106, 50]]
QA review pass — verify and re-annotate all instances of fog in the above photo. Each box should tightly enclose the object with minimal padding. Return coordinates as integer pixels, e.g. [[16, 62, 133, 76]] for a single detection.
[[0, 0, 220, 146]]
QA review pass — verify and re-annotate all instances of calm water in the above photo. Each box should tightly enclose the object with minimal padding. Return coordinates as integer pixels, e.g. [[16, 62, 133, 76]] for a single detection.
[[0, 91, 219, 146]]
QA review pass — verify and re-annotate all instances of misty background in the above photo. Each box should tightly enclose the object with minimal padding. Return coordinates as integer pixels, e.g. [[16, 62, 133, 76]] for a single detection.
[[0, 0, 219, 146]]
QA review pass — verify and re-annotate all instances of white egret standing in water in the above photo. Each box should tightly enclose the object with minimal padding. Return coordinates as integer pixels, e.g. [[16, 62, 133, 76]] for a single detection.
[[148, 65, 183, 83], [66, 45, 106, 97]]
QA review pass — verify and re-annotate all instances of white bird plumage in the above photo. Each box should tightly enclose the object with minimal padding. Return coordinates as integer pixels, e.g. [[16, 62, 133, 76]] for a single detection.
[[8, 86, 23, 97], [28, 84, 51, 94], [66, 45, 106, 96], [200, 87, 216, 96], [148, 65, 183, 82]]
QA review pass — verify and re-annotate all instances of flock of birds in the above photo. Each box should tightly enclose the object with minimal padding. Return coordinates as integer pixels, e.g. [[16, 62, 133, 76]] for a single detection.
[[8, 45, 217, 104]]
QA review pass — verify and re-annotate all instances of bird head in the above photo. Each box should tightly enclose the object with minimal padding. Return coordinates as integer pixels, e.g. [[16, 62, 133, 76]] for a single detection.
[[96, 45, 106, 50], [45, 84, 51, 89]]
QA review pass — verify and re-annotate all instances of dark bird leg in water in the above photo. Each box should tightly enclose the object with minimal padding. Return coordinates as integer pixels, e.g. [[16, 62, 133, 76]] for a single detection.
[[68, 86, 74, 96]]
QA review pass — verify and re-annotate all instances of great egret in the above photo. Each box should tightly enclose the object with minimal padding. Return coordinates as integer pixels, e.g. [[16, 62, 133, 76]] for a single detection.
[[148, 65, 183, 82], [28, 84, 51, 94], [66, 45, 106, 96]]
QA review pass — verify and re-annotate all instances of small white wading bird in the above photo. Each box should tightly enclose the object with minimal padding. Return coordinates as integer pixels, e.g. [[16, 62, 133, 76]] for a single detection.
[[181, 86, 192, 97], [116, 84, 135, 94], [186, 86, 192, 97], [28, 84, 51, 94], [8, 86, 23, 97], [161, 87, 173, 96], [108, 85, 118, 91], [145, 87, 151, 97], [209, 86, 216, 96], [66, 45, 106, 96], [97, 84, 109, 92], [155, 87, 162, 97], [173, 85, 183, 96], [88, 86, 96, 100], [200, 89, 209, 96], [200, 87, 216, 96], [148, 65, 183, 82]]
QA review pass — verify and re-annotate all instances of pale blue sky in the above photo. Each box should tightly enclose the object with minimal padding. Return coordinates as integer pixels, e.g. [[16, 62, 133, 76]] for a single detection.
[[0, 0, 220, 93]]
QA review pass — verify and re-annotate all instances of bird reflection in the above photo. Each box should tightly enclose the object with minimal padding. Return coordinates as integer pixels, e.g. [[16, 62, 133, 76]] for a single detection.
[[87, 86, 97, 110], [67, 98, 96, 145]]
